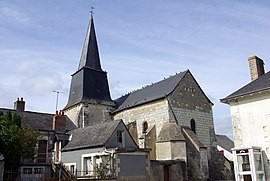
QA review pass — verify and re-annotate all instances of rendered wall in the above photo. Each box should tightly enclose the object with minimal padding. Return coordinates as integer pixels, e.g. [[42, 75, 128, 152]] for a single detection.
[[61, 147, 103, 172], [116, 152, 150, 181], [229, 92, 270, 179]]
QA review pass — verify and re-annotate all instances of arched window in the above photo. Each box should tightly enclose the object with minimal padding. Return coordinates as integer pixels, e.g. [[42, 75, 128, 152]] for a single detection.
[[190, 119, 196, 134], [142, 121, 148, 133]]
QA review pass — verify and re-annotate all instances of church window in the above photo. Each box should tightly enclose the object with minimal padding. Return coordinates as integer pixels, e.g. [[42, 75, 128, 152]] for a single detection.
[[190, 119, 196, 134], [142, 121, 148, 133]]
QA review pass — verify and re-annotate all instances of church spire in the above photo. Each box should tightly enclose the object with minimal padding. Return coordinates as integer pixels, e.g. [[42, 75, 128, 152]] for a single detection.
[[64, 13, 114, 112], [78, 14, 102, 70]]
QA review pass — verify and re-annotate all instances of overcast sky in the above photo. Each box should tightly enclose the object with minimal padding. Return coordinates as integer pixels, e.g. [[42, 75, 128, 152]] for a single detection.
[[1, 0, 270, 138]]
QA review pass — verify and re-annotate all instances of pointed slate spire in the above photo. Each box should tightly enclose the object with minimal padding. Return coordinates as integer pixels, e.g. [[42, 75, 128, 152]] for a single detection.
[[78, 15, 102, 70], [64, 14, 114, 110]]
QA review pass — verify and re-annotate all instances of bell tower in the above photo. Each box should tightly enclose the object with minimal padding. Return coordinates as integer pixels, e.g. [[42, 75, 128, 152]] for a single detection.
[[64, 15, 115, 127]]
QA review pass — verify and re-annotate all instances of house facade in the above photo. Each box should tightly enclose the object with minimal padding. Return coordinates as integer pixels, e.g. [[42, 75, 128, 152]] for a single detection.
[[0, 98, 77, 180], [61, 120, 150, 180], [221, 56, 270, 181]]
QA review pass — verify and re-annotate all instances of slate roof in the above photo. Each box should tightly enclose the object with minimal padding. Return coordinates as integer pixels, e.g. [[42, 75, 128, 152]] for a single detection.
[[216, 134, 234, 153], [0, 108, 76, 131], [61, 120, 121, 151], [221, 71, 270, 103], [157, 122, 185, 142], [114, 70, 213, 113], [79, 14, 101, 71], [114, 71, 188, 112], [64, 15, 114, 110]]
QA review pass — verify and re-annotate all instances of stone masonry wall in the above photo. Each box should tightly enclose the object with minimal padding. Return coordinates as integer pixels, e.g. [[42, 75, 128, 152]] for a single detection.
[[114, 99, 170, 145], [171, 108, 214, 148], [150, 160, 187, 181], [64, 103, 114, 127], [169, 72, 215, 149]]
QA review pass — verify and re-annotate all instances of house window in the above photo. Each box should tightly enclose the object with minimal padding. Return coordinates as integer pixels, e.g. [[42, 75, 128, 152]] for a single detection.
[[117, 130, 125, 147], [70, 165, 75, 174], [34, 168, 43, 174], [84, 157, 92, 175], [64, 163, 76, 175], [190, 119, 196, 134], [23, 168, 32, 174]]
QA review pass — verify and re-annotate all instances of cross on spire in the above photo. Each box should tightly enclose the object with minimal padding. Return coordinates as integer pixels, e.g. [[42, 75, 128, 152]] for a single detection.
[[90, 6, 95, 16]]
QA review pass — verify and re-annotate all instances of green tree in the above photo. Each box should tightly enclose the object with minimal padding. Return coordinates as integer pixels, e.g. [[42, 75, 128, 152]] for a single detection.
[[0, 111, 40, 169]]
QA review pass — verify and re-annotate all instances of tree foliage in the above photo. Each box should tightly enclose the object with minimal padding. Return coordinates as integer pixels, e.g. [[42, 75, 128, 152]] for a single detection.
[[0, 111, 40, 169]]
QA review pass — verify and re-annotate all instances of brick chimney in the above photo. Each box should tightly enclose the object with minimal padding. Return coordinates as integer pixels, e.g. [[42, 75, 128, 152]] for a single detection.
[[248, 56, 265, 81], [14, 97, 25, 111], [52, 110, 66, 133]]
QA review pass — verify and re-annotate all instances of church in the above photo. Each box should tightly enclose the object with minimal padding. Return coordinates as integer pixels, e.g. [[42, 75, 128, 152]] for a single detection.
[[61, 14, 232, 180], [0, 14, 234, 181]]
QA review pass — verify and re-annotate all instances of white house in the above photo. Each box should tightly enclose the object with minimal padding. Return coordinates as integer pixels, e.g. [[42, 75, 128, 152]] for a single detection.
[[221, 56, 270, 181]]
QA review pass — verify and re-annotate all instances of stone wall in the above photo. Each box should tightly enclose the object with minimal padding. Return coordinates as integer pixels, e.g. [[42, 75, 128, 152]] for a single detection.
[[208, 147, 234, 181], [150, 160, 187, 181], [184, 134, 209, 180], [169, 72, 216, 149], [156, 141, 186, 161], [64, 103, 114, 127], [114, 71, 216, 161], [171, 107, 215, 149], [114, 99, 170, 146]]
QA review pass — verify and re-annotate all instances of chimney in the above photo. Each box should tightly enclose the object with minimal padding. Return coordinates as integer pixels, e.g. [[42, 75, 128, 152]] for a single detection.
[[52, 110, 66, 133], [14, 97, 25, 111], [248, 56, 265, 81]]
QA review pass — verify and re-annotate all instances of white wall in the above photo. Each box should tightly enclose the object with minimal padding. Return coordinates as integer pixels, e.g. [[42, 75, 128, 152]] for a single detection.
[[229, 92, 270, 157], [228, 91, 270, 179]]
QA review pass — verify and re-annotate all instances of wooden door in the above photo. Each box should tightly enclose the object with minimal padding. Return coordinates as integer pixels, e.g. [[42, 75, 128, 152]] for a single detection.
[[164, 165, 169, 181]]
